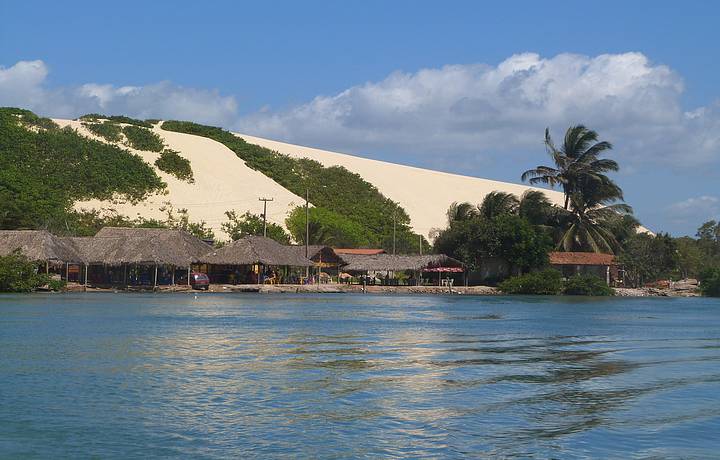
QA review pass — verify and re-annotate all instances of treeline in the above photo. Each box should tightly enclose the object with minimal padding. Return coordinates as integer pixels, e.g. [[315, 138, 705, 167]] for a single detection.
[[435, 124, 720, 296], [0, 108, 165, 232], [161, 120, 428, 252]]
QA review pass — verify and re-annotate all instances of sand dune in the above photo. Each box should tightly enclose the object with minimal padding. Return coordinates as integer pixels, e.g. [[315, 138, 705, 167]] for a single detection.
[[53, 118, 568, 240], [236, 133, 567, 237], [55, 119, 305, 239]]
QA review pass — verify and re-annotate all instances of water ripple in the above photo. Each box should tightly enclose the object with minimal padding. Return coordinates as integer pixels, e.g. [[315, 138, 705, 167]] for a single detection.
[[1, 293, 719, 458]]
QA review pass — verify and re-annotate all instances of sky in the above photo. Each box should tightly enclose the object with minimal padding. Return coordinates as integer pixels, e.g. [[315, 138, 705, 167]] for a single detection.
[[1, 0, 719, 236]]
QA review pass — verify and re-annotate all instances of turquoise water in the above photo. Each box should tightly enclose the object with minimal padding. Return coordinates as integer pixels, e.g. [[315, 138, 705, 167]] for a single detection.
[[1, 293, 719, 459]]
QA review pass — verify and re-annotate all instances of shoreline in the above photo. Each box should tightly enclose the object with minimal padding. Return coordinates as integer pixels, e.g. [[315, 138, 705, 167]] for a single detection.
[[61, 283, 702, 297]]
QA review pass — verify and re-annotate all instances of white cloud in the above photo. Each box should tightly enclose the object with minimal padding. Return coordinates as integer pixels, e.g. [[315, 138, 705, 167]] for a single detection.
[[236, 52, 720, 167], [0, 60, 238, 126], [1, 53, 719, 168], [667, 196, 720, 224]]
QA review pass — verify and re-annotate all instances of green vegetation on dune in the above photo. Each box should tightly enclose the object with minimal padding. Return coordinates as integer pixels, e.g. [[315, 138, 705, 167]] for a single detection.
[[79, 114, 153, 128], [0, 107, 165, 231], [122, 125, 165, 152], [161, 120, 426, 252], [82, 121, 123, 142], [154, 149, 194, 183]]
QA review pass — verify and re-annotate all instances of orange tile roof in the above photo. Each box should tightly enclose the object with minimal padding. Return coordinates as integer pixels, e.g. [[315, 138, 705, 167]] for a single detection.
[[549, 251, 616, 266], [333, 248, 386, 255]]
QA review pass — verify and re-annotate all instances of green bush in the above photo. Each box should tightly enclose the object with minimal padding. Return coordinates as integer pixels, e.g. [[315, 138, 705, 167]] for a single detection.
[[80, 114, 153, 128], [0, 251, 49, 292], [123, 125, 164, 152], [154, 149, 194, 182], [563, 274, 614, 296], [82, 121, 123, 142], [285, 206, 371, 247], [161, 120, 425, 252], [5, 107, 58, 130], [699, 268, 720, 297], [48, 279, 67, 292], [222, 210, 290, 243], [498, 269, 563, 295]]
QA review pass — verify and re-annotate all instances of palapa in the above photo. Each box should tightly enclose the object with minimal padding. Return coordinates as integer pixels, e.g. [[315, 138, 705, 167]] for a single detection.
[[0, 230, 83, 264], [64, 228, 213, 266], [200, 235, 313, 267], [341, 254, 463, 272]]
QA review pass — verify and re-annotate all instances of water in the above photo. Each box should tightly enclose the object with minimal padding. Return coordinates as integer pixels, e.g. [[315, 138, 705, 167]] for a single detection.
[[1, 293, 719, 459]]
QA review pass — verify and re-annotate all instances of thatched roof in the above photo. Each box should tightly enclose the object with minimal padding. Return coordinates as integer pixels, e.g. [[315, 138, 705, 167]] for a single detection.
[[65, 228, 213, 266], [0, 230, 83, 263], [200, 236, 313, 267], [341, 254, 464, 272]]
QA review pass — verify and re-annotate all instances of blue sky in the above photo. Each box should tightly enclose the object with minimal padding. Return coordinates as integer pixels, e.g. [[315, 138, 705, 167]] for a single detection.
[[2, 1, 719, 235]]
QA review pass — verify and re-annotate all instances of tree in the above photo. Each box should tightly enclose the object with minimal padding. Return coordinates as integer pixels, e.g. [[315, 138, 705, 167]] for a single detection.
[[285, 206, 371, 247], [521, 125, 631, 253], [446, 201, 478, 225], [518, 190, 554, 227], [699, 268, 720, 297], [521, 125, 621, 210], [434, 212, 551, 274], [0, 250, 49, 292], [477, 192, 519, 219], [222, 210, 290, 244], [556, 194, 632, 253], [619, 233, 678, 287]]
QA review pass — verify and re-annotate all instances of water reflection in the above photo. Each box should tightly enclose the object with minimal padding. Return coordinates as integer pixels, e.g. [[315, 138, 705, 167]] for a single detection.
[[0, 293, 719, 458]]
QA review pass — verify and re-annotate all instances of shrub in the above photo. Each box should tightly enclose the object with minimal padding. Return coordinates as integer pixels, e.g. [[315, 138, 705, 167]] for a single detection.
[[0, 108, 165, 231], [80, 114, 153, 128], [154, 149, 194, 182], [48, 279, 67, 292], [563, 274, 614, 296], [222, 210, 290, 243], [699, 268, 720, 297], [498, 269, 563, 295], [0, 251, 49, 292], [123, 126, 165, 152], [82, 121, 123, 142]]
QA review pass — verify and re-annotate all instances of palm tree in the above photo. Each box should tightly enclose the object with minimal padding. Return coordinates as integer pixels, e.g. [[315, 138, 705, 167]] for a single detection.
[[521, 125, 621, 209], [517, 190, 554, 226], [446, 201, 478, 225], [556, 193, 632, 253], [477, 191, 519, 219]]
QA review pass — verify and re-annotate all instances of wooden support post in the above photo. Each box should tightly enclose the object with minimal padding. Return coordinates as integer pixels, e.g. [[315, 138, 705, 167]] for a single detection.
[[153, 264, 158, 290], [84, 263, 88, 290], [171, 266, 175, 286], [124, 264, 128, 287], [187, 267, 191, 286], [65, 262, 69, 281]]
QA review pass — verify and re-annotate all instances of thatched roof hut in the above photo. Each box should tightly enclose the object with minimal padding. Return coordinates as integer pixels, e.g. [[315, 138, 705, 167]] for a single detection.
[[200, 236, 313, 267], [0, 230, 83, 263], [65, 228, 213, 266], [341, 254, 464, 272]]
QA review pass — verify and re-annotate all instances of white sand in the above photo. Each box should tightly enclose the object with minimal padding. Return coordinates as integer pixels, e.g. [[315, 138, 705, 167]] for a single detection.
[[55, 119, 305, 239], [236, 133, 567, 237]]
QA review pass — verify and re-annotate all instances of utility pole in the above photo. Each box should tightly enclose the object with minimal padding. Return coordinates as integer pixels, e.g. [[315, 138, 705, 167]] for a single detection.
[[258, 197, 274, 237], [392, 212, 396, 255], [305, 188, 310, 279]]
